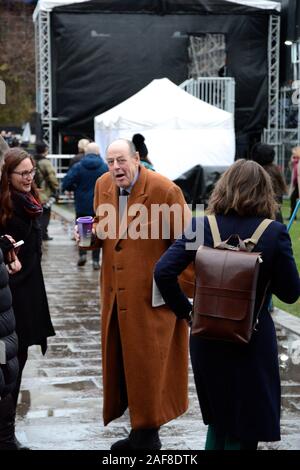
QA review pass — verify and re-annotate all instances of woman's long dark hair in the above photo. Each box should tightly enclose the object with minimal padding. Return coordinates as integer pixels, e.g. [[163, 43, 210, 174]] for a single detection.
[[0, 148, 40, 226]]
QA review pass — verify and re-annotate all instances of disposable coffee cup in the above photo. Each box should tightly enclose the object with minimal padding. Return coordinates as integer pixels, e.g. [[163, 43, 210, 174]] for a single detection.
[[77, 216, 94, 247]]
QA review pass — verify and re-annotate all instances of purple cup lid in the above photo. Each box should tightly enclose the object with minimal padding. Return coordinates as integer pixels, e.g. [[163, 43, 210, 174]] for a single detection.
[[76, 216, 94, 224]]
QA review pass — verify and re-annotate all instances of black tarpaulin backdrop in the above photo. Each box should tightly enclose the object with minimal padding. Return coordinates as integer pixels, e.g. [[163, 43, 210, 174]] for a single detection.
[[51, 0, 276, 149]]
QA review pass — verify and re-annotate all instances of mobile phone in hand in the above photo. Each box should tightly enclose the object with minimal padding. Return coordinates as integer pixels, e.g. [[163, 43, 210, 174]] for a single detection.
[[13, 240, 24, 248]]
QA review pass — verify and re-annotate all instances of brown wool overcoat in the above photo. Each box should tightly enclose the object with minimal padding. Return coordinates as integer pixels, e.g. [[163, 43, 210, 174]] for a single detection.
[[93, 165, 194, 429]]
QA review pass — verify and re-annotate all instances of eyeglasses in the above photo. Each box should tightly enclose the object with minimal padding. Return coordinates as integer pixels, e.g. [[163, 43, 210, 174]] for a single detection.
[[11, 168, 36, 179]]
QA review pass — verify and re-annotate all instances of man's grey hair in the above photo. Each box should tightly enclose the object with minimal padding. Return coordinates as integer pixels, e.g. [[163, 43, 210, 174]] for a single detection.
[[78, 138, 90, 153], [0, 135, 9, 166], [85, 142, 100, 155], [106, 138, 136, 157]]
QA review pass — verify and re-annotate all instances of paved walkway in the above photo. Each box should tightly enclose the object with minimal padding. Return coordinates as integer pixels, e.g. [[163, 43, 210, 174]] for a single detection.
[[15, 210, 300, 450]]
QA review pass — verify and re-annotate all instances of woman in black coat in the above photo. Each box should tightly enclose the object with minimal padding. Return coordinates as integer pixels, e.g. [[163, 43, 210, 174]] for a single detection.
[[0, 147, 55, 411], [0, 141, 18, 404], [0, 236, 21, 450], [0, 237, 19, 397], [154, 160, 300, 450], [0, 136, 29, 450]]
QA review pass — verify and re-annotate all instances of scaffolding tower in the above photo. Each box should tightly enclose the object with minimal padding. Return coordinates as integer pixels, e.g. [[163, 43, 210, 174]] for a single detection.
[[35, 10, 53, 151], [266, 37, 300, 176], [264, 14, 281, 152]]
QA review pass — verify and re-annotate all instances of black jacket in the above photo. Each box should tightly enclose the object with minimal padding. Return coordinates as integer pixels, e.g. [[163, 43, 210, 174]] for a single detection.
[[0, 201, 55, 353], [0, 242, 18, 399], [62, 153, 108, 215]]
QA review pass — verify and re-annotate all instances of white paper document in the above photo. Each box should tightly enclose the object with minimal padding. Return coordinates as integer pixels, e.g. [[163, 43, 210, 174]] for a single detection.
[[152, 278, 166, 307]]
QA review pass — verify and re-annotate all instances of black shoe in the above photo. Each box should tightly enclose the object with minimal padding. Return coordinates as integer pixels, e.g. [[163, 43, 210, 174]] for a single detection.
[[42, 235, 53, 241], [0, 394, 30, 450], [13, 436, 31, 451], [110, 436, 132, 451], [0, 436, 31, 451], [77, 254, 87, 266], [111, 429, 162, 451], [93, 261, 100, 270], [130, 429, 162, 450]]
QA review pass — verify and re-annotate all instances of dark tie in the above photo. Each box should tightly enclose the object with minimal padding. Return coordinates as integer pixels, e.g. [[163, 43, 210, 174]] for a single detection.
[[119, 189, 129, 219]]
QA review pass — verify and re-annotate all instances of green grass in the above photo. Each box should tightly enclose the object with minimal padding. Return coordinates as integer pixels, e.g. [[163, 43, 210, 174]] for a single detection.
[[273, 200, 300, 317]]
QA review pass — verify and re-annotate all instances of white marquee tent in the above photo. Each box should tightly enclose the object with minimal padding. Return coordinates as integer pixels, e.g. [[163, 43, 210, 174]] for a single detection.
[[94, 78, 235, 180]]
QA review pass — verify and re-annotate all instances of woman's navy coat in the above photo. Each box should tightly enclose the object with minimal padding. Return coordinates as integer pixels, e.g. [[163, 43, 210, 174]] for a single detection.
[[155, 214, 300, 442]]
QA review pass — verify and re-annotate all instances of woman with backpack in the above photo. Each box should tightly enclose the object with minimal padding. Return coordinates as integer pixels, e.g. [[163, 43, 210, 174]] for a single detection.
[[154, 159, 300, 450]]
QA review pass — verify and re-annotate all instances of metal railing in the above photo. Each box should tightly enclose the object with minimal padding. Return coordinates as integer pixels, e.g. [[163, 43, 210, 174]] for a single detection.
[[179, 77, 235, 115]]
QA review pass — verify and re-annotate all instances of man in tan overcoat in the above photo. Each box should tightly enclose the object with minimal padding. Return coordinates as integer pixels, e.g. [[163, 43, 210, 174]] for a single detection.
[[92, 139, 194, 450]]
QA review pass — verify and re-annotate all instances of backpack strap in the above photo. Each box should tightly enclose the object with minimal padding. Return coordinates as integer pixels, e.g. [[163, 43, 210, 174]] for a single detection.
[[207, 215, 273, 251], [207, 215, 221, 248], [244, 219, 273, 251]]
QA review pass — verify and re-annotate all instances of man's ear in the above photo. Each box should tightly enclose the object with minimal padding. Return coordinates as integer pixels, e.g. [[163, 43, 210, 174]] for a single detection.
[[135, 151, 140, 163]]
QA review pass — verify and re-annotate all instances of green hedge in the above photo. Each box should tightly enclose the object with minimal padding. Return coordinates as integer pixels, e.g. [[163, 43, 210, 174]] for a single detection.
[[273, 200, 300, 317]]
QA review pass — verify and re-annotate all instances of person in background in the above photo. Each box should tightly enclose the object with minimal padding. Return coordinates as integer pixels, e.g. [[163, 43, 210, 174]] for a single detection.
[[132, 133, 155, 171], [155, 159, 300, 451], [62, 142, 108, 270], [0, 134, 8, 158], [34, 142, 59, 241], [69, 138, 90, 169], [251, 143, 287, 223], [0, 136, 25, 450], [0, 148, 55, 427], [5, 132, 13, 147], [288, 146, 300, 220]]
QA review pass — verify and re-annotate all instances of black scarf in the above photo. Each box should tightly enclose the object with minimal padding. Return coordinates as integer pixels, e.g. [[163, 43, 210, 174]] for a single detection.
[[12, 190, 43, 219]]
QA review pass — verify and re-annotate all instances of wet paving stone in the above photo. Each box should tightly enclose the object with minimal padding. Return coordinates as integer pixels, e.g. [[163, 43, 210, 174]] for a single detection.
[[15, 216, 300, 450]]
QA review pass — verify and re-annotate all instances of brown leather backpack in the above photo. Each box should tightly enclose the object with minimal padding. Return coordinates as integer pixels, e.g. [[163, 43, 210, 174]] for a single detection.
[[192, 215, 272, 344]]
